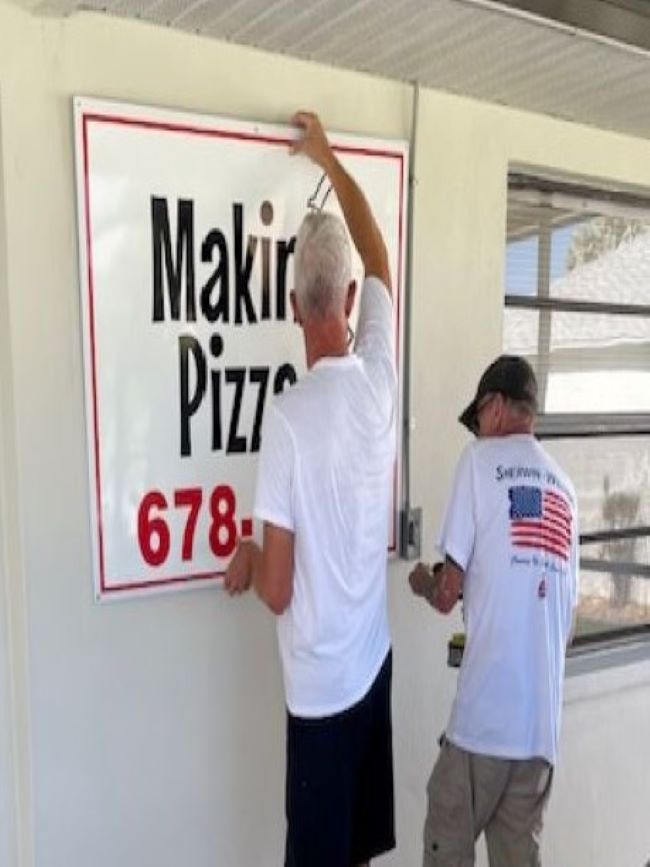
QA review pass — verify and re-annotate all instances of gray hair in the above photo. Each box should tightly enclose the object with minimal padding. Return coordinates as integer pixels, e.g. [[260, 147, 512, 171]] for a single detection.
[[294, 211, 351, 318]]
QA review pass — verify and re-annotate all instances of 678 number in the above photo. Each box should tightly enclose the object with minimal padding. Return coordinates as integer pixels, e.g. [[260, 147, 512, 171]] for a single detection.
[[137, 485, 241, 567]]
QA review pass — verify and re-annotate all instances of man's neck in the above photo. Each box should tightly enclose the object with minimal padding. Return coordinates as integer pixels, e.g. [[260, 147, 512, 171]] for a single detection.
[[303, 318, 348, 369], [500, 421, 534, 436]]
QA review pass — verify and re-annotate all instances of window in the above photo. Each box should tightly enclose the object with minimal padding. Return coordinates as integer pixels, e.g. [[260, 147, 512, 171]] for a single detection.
[[504, 172, 650, 644]]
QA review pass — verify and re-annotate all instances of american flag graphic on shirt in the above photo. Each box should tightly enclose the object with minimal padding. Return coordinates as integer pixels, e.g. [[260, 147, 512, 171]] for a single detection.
[[508, 486, 572, 561]]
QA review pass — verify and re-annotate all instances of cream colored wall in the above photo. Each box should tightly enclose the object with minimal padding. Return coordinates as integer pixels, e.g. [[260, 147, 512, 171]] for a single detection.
[[0, 3, 648, 865], [0, 46, 35, 865], [0, 99, 20, 867]]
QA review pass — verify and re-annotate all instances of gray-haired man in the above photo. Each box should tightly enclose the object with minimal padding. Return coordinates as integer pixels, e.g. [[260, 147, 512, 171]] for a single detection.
[[410, 356, 579, 867], [225, 112, 397, 867]]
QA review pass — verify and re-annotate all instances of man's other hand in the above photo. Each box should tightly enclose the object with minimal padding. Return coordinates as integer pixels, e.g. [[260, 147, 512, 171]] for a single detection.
[[224, 540, 253, 595], [408, 562, 432, 598]]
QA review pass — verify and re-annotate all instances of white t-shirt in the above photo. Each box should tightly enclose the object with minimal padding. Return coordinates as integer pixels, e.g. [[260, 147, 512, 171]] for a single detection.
[[438, 434, 579, 765], [254, 276, 397, 718]]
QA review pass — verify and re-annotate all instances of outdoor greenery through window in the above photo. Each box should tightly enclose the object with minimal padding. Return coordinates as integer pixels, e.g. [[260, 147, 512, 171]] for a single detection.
[[504, 173, 650, 645]]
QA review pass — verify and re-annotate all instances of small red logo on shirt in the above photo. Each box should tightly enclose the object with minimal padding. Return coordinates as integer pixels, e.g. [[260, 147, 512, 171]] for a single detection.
[[537, 578, 547, 599]]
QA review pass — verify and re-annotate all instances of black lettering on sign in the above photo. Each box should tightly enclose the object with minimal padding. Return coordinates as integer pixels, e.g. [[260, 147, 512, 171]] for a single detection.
[[152, 197, 196, 322], [209, 334, 224, 452], [234, 204, 257, 325], [179, 335, 206, 457], [275, 237, 295, 322], [225, 367, 247, 453], [151, 197, 296, 324], [274, 363, 297, 394], [200, 230, 229, 323], [260, 200, 273, 321], [249, 367, 269, 452], [176, 334, 297, 458]]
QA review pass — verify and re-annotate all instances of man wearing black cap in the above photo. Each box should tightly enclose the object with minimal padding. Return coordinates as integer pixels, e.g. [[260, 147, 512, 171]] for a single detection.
[[409, 355, 579, 867]]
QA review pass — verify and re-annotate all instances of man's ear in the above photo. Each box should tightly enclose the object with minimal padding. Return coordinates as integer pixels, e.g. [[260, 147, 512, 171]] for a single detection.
[[290, 290, 302, 325], [344, 280, 357, 318]]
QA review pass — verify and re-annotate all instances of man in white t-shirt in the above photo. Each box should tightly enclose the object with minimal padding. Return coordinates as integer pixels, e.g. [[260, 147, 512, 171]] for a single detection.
[[409, 355, 579, 867], [225, 111, 397, 867]]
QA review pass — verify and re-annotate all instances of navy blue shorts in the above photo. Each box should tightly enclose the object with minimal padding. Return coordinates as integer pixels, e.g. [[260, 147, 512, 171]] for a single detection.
[[284, 650, 395, 867]]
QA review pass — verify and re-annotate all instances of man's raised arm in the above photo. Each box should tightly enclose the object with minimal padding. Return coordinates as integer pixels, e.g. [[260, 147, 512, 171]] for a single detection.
[[291, 111, 392, 296]]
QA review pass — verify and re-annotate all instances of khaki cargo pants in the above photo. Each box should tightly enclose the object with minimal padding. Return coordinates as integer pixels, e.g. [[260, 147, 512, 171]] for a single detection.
[[423, 739, 553, 867]]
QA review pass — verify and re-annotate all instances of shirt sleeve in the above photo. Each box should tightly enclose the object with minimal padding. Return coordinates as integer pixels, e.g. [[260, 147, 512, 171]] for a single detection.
[[354, 276, 395, 364], [436, 446, 476, 572], [253, 403, 296, 532]]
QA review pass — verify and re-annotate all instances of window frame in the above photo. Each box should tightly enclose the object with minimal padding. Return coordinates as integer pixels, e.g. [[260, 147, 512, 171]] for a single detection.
[[504, 171, 650, 649]]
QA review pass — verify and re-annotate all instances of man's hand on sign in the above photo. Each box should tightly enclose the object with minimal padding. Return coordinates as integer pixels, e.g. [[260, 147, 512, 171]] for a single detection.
[[224, 541, 253, 595], [223, 526, 293, 613], [290, 111, 334, 173]]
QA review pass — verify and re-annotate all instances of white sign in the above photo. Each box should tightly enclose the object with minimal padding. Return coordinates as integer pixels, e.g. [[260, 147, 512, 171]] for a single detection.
[[74, 97, 407, 601]]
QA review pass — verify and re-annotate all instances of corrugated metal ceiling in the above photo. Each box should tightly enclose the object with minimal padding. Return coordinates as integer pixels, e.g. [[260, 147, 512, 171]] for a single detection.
[[7, 0, 650, 139]]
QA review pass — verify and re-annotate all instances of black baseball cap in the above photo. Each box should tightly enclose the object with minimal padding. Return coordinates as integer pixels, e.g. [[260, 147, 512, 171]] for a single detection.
[[459, 355, 538, 435]]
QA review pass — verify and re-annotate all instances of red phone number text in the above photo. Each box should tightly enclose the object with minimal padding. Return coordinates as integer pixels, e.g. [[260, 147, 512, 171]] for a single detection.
[[137, 485, 251, 566]]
